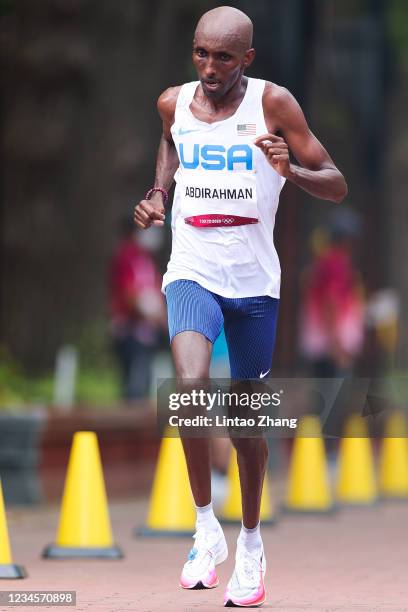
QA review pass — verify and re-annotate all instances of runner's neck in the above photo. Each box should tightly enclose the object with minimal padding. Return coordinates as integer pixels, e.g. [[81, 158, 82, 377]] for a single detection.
[[190, 76, 249, 123]]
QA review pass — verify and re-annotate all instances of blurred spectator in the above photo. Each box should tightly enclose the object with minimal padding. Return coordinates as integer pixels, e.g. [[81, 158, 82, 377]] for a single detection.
[[210, 327, 230, 378], [366, 288, 400, 372], [109, 217, 166, 400], [209, 329, 231, 509], [299, 208, 365, 378]]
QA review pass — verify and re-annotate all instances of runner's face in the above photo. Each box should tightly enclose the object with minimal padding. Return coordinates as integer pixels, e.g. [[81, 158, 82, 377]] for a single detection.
[[192, 34, 251, 99]]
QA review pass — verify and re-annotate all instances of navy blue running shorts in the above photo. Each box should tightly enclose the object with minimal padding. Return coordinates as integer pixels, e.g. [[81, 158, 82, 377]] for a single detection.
[[165, 279, 279, 379]]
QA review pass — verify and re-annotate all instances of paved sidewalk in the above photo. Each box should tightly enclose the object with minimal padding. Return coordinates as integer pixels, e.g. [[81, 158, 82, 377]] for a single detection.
[[1, 498, 408, 612]]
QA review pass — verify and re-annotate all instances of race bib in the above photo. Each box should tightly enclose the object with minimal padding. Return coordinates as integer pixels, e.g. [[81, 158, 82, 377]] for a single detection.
[[178, 171, 258, 220]]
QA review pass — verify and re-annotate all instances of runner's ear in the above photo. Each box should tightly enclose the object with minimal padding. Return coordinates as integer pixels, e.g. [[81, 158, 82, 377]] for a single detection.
[[243, 48, 255, 69]]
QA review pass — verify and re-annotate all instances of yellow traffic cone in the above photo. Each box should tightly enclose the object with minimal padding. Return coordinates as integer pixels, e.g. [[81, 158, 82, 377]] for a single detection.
[[379, 411, 408, 499], [284, 415, 334, 513], [137, 428, 196, 535], [43, 431, 122, 558], [0, 479, 26, 578], [335, 414, 377, 505], [220, 448, 276, 525]]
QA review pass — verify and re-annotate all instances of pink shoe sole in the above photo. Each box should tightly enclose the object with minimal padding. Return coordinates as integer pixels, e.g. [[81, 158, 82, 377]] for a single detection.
[[180, 570, 219, 590], [224, 585, 266, 607]]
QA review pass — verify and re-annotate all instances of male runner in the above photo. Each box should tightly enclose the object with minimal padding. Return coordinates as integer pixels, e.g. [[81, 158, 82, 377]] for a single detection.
[[134, 6, 347, 607]]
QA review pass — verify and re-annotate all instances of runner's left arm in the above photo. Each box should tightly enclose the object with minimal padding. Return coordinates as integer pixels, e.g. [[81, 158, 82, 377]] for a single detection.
[[255, 85, 347, 203]]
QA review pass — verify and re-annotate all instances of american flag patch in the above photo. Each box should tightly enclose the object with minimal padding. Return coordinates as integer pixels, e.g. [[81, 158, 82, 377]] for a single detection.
[[237, 123, 256, 135]]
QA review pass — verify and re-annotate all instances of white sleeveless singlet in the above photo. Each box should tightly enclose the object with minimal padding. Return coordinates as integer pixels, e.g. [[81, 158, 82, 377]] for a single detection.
[[161, 77, 286, 299]]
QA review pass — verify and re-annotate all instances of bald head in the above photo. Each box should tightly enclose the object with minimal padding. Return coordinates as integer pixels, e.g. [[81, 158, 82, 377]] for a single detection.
[[194, 6, 253, 54]]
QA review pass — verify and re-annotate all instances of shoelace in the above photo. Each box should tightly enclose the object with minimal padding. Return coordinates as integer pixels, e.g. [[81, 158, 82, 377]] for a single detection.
[[187, 528, 220, 563], [187, 529, 209, 563], [235, 550, 263, 588]]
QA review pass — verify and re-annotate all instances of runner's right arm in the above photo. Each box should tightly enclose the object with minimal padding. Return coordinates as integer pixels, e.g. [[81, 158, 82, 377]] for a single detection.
[[134, 87, 181, 230]]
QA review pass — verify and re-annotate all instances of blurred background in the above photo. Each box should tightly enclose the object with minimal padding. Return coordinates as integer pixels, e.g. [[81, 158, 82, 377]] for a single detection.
[[0, 0, 407, 505]]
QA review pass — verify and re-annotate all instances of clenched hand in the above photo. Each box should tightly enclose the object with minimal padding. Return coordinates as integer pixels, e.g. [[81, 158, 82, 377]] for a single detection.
[[134, 196, 165, 230], [254, 133, 291, 178]]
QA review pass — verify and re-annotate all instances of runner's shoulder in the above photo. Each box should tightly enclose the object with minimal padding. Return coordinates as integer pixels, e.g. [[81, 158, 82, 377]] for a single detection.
[[157, 85, 182, 121], [262, 81, 296, 113]]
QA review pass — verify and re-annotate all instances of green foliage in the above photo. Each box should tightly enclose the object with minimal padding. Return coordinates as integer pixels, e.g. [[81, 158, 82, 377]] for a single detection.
[[0, 349, 26, 408], [388, 0, 408, 61], [76, 368, 121, 406], [75, 317, 116, 370], [0, 346, 121, 409], [0, 0, 14, 16]]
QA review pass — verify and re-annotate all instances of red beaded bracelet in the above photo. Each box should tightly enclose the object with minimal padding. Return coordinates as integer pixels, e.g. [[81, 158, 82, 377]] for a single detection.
[[145, 187, 169, 206]]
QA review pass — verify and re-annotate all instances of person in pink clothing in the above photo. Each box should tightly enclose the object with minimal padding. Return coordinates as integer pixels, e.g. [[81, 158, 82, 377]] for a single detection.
[[109, 217, 166, 400], [300, 208, 365, 378]]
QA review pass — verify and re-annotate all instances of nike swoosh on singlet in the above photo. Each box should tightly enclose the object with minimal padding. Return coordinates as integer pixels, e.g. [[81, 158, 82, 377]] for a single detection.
[[259, 369, 270, 379], [178, 127, 201, 136]]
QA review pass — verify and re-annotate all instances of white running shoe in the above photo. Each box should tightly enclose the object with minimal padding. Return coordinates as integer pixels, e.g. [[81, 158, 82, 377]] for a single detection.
[[224, 544, 266, 607], [179, 526, 228, 589]]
